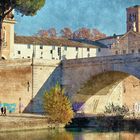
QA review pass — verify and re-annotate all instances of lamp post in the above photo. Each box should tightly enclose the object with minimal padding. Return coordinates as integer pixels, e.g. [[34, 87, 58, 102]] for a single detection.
[[32, 43, 36, 97], [31, 43, 35, 113]]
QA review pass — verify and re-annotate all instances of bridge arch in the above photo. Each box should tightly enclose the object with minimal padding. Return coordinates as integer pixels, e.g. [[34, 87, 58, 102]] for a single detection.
[[62, 55, 140, 115], [70, 71, 140, 115]]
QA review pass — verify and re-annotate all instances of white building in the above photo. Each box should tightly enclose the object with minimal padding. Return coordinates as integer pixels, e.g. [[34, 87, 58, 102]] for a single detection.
[[2, 5, 140, 60], [13, 36, 109, 60], [1, 11, 110, 60]]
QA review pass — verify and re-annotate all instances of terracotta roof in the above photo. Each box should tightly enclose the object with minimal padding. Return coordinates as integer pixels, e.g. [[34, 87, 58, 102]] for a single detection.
[[71, 38, 108, 48], [116, 30, 140, 42], [127, 5, 140, 9], [14, 36, 99, 48], [95, 34, 124, 41]]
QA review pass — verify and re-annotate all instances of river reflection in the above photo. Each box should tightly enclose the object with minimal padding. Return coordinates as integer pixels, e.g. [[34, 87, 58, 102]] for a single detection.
[[0, 129, 140, 140]]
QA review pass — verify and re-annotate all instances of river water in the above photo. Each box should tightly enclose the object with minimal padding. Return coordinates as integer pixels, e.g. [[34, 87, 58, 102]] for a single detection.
[[0, 129, 140, 140]]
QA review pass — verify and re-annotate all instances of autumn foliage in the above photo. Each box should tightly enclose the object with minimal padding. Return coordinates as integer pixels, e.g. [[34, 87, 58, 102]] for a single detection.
[[43, 84, 74, 124], [36, 27, 106, 40]]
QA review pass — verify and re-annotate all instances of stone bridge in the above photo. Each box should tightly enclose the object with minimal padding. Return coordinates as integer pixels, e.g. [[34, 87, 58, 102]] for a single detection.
[[61, 54, 140, 114], [0, 54, 140, 114]]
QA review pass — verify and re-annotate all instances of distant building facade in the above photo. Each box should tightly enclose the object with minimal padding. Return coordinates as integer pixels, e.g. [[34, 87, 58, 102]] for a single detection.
[[126, 5, 140, 32], [0, 12, 108, 60], [13, 36, 108, 60], [1, 5, 140, 60], [1, 11, 15, 59], [96, 5, 140, 56], [111, 30, 140, 55]]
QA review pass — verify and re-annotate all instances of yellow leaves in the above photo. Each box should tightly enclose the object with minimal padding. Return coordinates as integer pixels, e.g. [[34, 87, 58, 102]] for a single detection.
[[43, 84, 74, 124]]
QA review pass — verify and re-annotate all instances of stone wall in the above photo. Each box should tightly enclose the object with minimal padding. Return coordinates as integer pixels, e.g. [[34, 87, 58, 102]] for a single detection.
[[0, 59, 32, 113], [0, 54, 140, 114], [28, 59, 61, 113], [61, 54, 140, 114], [0, 59, 61, 113]]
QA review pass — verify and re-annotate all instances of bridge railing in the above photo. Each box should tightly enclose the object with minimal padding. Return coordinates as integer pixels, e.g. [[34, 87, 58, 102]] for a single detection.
[[61, 53, 140, 67]]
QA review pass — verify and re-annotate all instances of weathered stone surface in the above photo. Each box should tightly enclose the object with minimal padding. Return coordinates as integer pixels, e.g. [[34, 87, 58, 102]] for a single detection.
[[61, 54, 140, 114], [0, 54, 140, 114], [0, 59, 61, 113]]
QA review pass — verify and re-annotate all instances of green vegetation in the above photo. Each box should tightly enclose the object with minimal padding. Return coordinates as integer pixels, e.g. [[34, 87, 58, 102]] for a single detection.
[[0, 0, 45, 56], [0, 0, 45, 19], [43, 83, 74, 124], [104, 103, 129, 116]]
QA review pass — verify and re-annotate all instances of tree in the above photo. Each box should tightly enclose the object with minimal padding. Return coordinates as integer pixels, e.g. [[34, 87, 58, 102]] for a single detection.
[[36, 29, 48, 37], [60, 27, 73, 39], [48, 28, 57, 38], [43, 83, 74, 124], [0, 0, 45, 56], [72, 27, 106, 40], [104, 103, 129, 116], [73, 28, 91, 39], [90, 28, 106, 40]]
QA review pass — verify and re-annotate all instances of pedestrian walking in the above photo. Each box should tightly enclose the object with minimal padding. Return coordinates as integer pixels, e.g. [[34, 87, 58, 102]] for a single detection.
[[1, 107, 3, 116], [3, 106, 6, 116]]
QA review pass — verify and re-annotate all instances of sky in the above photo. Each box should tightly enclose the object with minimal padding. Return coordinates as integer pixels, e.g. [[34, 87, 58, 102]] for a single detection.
[[15, 0, 140, 36]]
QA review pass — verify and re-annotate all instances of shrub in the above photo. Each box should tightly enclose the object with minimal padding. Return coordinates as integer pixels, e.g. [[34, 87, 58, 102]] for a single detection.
[[43, 83, 74, 124], [104, 103, 129, 116]]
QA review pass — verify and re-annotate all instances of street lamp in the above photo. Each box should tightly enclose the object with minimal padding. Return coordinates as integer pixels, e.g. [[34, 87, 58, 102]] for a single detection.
[[31, 42, 35, 101], [31, 42, 36, 113]]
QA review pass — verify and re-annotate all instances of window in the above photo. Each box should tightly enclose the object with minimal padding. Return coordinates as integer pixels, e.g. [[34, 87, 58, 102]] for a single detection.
[[129, 14, 132, 21], [138, 49, 140, 53], [3, 27, 7, 48], [76, 47, 78, 51], [17, 51, 21, 54], [76, 53, 78, 59], [27, 81, 30, 92], [87, 48, 90, 52], [98, 48, 101, 52], [58, 47, 61, 56], [3, 27, 6, 42], [132, 50, 134, 53], [52, 46, 55, 50], [88, 53, 90, 58], [27, 56, 30, 58], [41, 52, 43, 55], [64, 46, 67, 51], [123, 50, 126, 54], [27, 44, 31, 49], [40, 45, 43, 49], [115, 51, 118, 55], [50, 50, 53, 54]]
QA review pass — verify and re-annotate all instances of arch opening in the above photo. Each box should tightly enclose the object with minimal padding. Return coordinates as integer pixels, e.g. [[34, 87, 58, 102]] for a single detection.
[[72, 71, 140, 115]]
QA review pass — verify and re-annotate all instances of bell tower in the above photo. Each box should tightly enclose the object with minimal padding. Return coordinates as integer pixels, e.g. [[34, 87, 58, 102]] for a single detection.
[[126, 5, 140, 32], [1, 11, 15, 59]]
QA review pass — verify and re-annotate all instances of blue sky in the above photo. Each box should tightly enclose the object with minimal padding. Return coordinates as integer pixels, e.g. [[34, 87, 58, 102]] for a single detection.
[[15, 0, 140, 36]]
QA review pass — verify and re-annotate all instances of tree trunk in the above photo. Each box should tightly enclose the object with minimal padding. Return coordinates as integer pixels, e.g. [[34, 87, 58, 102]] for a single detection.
[[0, 17, 3, 59]]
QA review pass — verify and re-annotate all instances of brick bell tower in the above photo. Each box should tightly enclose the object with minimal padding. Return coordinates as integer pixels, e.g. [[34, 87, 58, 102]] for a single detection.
[[1, 11, 15, 59], [127, 5, 140, 32]]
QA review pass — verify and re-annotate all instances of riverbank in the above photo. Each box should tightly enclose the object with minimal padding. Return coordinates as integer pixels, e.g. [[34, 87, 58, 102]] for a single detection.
[[66, 115, 140, 131], [1, 113, 140, 132], [0, 113, 64, 132]]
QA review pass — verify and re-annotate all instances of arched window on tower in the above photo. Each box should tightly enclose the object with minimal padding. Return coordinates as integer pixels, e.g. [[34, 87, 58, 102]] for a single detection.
[[129, 14, 132, 21]]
